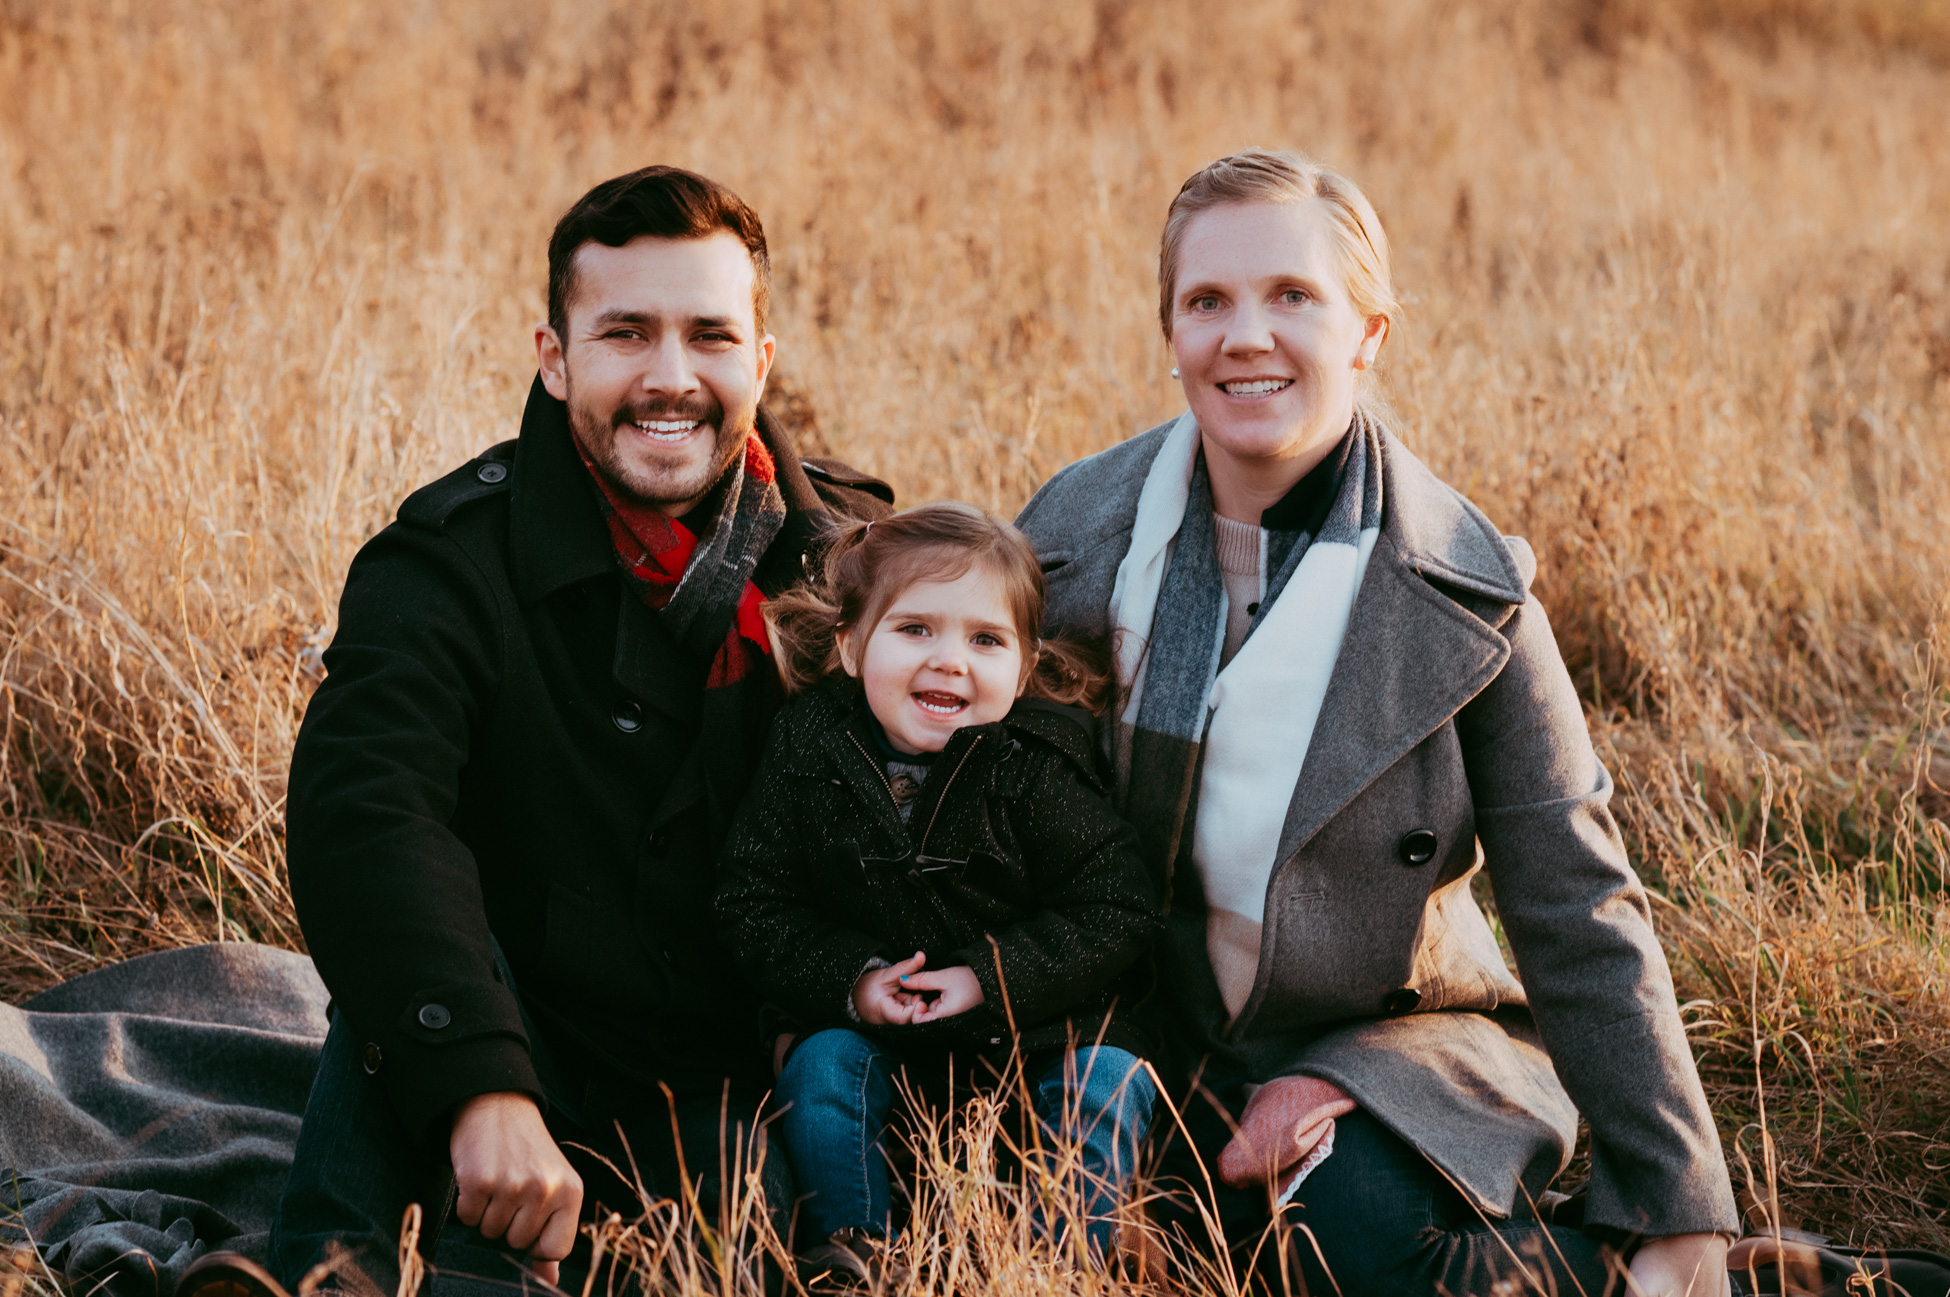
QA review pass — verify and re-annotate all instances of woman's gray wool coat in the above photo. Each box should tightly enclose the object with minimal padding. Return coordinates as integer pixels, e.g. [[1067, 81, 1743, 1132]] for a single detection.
[[1015, 419, 1739, 1240]]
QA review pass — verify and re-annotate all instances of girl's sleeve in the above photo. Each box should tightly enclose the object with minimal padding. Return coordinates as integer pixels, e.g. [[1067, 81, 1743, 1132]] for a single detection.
[[946, 745, 1164, 1028], [713, 731, 890, 1027]]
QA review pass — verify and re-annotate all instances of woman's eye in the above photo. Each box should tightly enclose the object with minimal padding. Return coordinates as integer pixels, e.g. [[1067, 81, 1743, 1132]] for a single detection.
[[1192, 295, 1220, 311], [1281, 289, 1310, 305]]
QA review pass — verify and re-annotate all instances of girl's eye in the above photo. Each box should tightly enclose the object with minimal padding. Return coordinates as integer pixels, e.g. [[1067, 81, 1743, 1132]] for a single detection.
[[971, 632, 1002, 648], [896, 623, 929, 637]]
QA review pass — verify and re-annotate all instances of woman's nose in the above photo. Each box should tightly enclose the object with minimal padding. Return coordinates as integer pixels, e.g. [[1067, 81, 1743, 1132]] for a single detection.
[[1222, 303, 1275, 355]]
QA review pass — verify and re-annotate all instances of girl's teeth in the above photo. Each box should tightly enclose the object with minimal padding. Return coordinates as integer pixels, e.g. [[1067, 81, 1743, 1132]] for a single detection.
[[1223, 380, 1292, 396], [915, 694, 967, 714]]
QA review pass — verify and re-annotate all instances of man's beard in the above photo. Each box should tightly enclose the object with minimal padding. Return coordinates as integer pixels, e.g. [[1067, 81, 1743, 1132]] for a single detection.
[[565, 382, 752, 512]]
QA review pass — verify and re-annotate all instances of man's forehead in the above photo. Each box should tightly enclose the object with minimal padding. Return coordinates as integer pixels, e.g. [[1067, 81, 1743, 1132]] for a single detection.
[[567, 231, 756, 323]]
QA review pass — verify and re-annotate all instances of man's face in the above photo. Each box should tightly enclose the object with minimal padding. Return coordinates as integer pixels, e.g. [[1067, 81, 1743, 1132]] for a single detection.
[[536, 232, 775, 516]]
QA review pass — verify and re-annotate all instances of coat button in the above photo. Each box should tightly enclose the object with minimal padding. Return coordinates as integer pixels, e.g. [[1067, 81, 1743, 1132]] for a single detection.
[[1384, 987, 1422, 1015], [476, 461, 508, 484], [418, 1003, 452, 1029], [612, 700, 644, 733], [362, 1043, 383, 1074], [1398, 829, 1439, 866], [647, 827, 671, 855]]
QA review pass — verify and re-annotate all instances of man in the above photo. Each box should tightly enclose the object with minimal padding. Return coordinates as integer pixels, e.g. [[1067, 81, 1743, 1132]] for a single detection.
[[181, 167, 892, 1297]]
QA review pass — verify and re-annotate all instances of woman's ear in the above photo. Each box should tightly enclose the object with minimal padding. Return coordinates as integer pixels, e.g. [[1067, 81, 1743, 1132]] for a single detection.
[[836, 626, 861, 678], [1354, 314, 1389, 370]]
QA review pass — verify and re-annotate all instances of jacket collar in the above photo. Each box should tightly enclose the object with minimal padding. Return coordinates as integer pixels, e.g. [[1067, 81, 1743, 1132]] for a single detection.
[[507, 373, 839, 608], [1269, 428, 1528, 862]]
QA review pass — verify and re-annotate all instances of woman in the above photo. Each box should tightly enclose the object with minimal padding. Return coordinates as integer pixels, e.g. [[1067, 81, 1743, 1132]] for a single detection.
[[1016, 151, 1738, 1296]]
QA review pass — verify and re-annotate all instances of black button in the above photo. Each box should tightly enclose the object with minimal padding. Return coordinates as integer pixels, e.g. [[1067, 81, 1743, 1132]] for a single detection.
[[476, 461, 508, 484], [612, 700, 644, 733], [362, 1043, 383, 1074], [1247, 602, 1260, 615], [1384, 987, 1422, 1015], [647, 827, 671, 855], [1398, 829, 1439, 866], [418, 1003, 452, 1030]]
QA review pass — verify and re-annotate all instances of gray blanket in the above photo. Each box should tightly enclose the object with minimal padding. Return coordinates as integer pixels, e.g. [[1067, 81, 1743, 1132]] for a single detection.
[[1, 943, 328, 1297]]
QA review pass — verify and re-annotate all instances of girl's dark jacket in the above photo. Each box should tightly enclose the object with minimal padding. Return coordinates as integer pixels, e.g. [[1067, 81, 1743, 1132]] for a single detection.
[[714, 683, 1163, 1061]]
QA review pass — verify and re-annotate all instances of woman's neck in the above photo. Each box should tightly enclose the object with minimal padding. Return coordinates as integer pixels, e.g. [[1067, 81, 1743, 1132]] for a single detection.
[[1202, 424, 1347, 523]]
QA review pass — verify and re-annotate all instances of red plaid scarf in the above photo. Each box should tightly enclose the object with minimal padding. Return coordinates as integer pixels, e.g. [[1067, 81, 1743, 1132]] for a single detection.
[[583, 434, 775, 686]]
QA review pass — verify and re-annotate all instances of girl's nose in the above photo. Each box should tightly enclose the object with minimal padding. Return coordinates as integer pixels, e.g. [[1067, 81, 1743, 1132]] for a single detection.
[[925, 642, 967, 673]]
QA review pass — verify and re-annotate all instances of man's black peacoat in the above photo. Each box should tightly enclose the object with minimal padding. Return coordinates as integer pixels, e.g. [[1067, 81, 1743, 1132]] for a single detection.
[[286, 376, 892, 1143]]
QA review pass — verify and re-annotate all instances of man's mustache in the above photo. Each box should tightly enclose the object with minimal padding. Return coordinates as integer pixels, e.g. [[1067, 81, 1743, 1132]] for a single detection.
[[612, 398, 720, 427]]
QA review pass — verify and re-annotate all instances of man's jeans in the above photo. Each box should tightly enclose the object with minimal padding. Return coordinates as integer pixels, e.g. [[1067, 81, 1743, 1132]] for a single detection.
[[774, 1028, 1157, 1260], [270, 953, 789, 1297]]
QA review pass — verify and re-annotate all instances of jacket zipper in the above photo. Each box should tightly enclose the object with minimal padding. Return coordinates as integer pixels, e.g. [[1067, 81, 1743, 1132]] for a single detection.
[[845, 731, 900, 806], [918, 736, 982, 855]]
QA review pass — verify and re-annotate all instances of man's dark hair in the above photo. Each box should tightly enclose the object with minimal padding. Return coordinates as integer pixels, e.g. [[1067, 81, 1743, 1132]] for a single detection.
[[546, 166, 771, 339]]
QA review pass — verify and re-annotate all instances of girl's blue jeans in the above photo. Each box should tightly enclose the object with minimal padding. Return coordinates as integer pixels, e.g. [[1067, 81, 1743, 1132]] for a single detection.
[[775, 1028, 1157, 1259]]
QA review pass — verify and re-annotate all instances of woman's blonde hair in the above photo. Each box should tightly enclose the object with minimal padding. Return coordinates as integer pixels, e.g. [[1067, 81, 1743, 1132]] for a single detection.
[[766, 502, 1116, 715], [1158, 149, 1400, 352]]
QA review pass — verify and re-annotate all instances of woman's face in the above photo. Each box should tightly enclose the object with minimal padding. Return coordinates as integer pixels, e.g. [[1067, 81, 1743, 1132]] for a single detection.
[[1169, 199, 1386, 485]]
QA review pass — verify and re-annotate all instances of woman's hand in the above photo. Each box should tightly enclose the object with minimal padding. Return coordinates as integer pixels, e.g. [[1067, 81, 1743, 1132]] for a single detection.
[[1628, 1233, 1730, 1297], [900, 964, 984, 1021], [851, 951, 929, 1025]]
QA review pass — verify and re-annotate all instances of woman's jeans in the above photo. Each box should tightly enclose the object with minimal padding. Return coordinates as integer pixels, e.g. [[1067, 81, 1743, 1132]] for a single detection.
[[776, 1028, 1157, 1259], [1152, 1077, 1622, 1297]]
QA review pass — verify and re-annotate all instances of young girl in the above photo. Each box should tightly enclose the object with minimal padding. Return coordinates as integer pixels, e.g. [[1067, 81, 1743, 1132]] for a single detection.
[[714, 502, 1163, 1283]]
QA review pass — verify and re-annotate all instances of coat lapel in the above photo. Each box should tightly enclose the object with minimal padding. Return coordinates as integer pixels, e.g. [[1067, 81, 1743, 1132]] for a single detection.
[[1272, 431, 1528, 862]]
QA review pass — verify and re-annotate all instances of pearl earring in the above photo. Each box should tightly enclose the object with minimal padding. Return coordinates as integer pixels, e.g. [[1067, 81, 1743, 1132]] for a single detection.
[[1171, 367, 1180, 378]]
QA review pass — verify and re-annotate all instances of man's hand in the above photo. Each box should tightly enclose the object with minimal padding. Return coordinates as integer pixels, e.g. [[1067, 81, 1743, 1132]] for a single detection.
[[900, 964, 983, 1022], [1627, 1232, 1730, 1297], [450, 1091, 583, 1286], [852, 951, 929, 1025]]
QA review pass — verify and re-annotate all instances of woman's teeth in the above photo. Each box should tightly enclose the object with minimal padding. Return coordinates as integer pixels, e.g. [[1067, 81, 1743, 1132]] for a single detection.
[[634, 418, 701, 442], [1221, 379, 1293, 397], [913, 692, 969, 715]]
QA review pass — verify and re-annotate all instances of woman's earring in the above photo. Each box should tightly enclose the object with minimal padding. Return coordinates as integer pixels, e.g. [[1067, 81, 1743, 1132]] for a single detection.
[[1171, 367, 1180, 378]]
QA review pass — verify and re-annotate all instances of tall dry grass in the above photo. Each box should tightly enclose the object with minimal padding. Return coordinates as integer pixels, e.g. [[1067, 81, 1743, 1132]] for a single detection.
[[2, 0, 1948, 1267]]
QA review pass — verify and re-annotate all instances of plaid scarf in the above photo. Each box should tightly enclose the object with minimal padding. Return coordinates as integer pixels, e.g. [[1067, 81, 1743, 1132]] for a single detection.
[[1110, 409, 1385, 909], [585, 433, 785, 688]]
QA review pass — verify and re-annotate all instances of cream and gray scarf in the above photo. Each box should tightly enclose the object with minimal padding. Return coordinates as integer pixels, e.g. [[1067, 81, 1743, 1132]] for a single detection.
[[1109, 410, 1383, 1011]]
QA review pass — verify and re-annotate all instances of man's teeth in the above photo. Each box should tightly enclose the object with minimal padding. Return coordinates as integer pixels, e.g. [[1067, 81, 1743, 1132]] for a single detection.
[[1222, 379, 1293, 397], [634, 419, 700, 442]]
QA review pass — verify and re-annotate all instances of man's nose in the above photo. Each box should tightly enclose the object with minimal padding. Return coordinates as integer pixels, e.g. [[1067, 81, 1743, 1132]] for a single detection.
[[639, 334, 699, 396]]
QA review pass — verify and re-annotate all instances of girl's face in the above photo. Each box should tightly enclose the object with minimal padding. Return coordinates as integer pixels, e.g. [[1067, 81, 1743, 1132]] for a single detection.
[[837, 564, 1028, 755], [1168, 199, 1386, 482]]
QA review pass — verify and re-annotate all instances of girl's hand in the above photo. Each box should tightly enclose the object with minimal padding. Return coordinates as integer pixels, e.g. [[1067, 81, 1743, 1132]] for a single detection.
[[901, 964, 984, 1021], [852, 951, 929, 1025], [1627, 1233, 1730, 1297]]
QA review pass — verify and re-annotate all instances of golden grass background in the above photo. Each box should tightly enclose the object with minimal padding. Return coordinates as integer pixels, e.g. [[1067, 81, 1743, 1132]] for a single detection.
[[2, 0, 1948, 1261]]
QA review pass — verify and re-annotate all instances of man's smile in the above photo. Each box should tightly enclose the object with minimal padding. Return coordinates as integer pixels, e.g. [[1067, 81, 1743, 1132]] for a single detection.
[[631, 417, 704, 443]]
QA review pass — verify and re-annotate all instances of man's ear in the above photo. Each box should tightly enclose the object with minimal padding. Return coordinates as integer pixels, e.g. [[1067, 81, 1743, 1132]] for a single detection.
[[754, 334, 777, 406], [536, 323, 570, 400], [835, 626, 860, 678]]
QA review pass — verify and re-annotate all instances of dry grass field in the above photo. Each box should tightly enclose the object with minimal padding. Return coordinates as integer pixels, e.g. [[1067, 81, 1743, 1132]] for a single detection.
[[3, 0, 1949, 1283]]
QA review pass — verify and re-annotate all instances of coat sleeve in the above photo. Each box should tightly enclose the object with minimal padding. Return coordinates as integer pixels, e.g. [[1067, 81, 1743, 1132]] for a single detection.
[[287, 518, 538, 1144], [947, 746, 1164, 1029], [1457, 593, 1738, 1238], [713, 731, 891, 1025]]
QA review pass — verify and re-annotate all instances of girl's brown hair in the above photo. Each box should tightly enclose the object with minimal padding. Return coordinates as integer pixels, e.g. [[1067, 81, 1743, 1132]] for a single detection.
[[765, 501, 1115, 715]]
